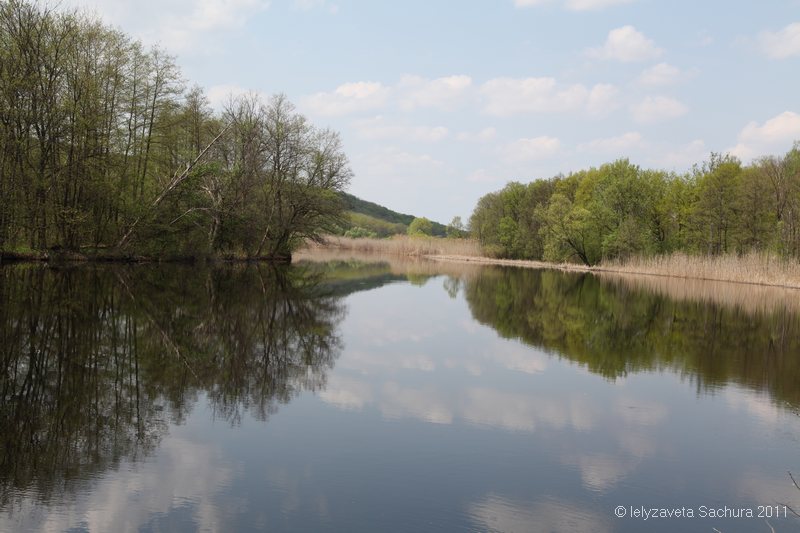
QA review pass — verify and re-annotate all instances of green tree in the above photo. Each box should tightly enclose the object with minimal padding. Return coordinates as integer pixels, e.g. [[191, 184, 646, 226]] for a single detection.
[[690, 153, 742, 254], [408, 217, 434, 236], [446, 216, 465, 238]]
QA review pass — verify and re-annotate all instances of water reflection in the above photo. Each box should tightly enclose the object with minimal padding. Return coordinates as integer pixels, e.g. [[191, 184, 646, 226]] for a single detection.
[[0, 264, 345, 509], [469, 494, 611, 533], [463, 266, 800, 407], [2, 254, 800, 532]]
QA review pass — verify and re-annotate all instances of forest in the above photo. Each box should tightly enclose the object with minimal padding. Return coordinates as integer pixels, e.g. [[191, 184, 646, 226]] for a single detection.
[[470, 149, 800, 265], [0, 1, 351, 261]]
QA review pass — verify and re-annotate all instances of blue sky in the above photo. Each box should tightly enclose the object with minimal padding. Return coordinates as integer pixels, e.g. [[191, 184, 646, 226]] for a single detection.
[[65, 0, 800, 223]]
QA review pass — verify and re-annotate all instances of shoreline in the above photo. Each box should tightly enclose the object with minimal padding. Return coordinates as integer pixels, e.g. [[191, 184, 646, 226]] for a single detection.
[[6, 244, 800, 292], [0, 250, 293, 265], [424, 253, 800, 291], [301, 239, 800, 291]]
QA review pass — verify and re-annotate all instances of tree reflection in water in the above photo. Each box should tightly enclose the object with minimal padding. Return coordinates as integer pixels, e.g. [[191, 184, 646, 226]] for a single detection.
[[0, 264, 345, 505], [463, 266, 800, 406]]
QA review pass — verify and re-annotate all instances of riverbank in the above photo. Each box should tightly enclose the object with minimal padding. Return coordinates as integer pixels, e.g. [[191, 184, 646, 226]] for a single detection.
[[0, 249, 293, 264], [305, 237, 800, 290], [429, 253, 800, 290]]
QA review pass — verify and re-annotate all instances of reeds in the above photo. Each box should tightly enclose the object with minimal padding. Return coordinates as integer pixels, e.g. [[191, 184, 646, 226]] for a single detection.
[[598, 273, 800, 315], [304, 237, 800, 290], [305, 235, 483, 257], [294, 248, 485, 280], [598, 251, 800, 289]]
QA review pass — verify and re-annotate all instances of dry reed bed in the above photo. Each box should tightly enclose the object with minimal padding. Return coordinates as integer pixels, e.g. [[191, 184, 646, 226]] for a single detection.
[[308, 235, 483, 257], [598, 273, 800, 315], [294, 247, 485, 280], [597, 252, 800, 290], [306, 237, 800, 289], [300, 241, 800, 314]]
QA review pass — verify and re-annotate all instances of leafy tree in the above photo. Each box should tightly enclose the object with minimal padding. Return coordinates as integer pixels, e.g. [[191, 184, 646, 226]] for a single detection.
[[690, 153, 742, 254], [408, 217, 434, 236], [0, 2, 351, 261], [446, 216, 465, 238], [344, 227, 378, 238], [467, 148, 800, 263]]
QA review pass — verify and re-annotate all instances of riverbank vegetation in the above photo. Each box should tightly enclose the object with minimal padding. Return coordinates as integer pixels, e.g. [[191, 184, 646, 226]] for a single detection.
[[305, 235, 482, 257], [0, 1, 350, 262], [470, 151, 800, 267]]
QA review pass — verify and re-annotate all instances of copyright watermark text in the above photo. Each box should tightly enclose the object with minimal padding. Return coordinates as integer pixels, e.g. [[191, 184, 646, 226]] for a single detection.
[[613, 505, 788, 521]]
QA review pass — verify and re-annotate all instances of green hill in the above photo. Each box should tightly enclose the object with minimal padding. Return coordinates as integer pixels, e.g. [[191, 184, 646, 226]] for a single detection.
[[338, 192, 448, 237]]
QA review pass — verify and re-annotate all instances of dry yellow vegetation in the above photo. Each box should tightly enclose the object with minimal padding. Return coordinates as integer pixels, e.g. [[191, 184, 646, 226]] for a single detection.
[[598, 252, 800, 289], [304, 237, 800, 289], [306, 235, 482, 257]]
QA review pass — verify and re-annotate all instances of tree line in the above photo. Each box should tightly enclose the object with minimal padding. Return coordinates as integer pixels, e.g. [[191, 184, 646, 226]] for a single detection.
[[0, 1, 351, 260], [469, 148, 800, 265]]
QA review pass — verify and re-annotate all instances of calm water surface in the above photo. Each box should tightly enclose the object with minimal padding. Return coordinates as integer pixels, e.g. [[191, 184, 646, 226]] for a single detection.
[[2, 253, 800, 532]]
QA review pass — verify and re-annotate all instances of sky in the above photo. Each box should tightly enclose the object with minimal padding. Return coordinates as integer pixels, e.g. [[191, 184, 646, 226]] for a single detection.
[[62, 0, 800, 224]]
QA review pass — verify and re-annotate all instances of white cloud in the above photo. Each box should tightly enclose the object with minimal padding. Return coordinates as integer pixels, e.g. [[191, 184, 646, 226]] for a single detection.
[[457, 127, 497, 143], [63, 0, 270, 52], [302, 75, 471, 116], [303, 81, 390, 116], [564, 453, 637, 492], [470, 495, 611, 533], [586, 83, 619, 115], [637, 62, 682, 86], [206, 84, 257, 110], [380, 382, 453, 424], [758, 22, 800, 59], [480, 77, 615, 116], [481, 77, 586, 115], [5, 434, 234, 532], [728, 111, 800, 161], [503, 136, 561, 161], [514, 0, 635, 11], [353, 147, 446, 187], [587, 25, 663, 62], [398, 75, 473, 111], [579, 132, 643, 154], [319, 376, 372, 410], [353, 116, 449, 142], [630, 95, 687, 123]]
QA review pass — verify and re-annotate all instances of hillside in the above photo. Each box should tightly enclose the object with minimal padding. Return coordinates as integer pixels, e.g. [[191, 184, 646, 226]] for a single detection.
[[339, 192, 448, 237]]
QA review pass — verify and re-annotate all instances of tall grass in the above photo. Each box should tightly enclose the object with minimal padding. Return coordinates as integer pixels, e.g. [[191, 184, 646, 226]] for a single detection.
[[294, 248, 485, 280], [599, 252, 800, 289], [304, 237, 800, 289], [305, 235, 483, 257], [598, 272, 800, 315]]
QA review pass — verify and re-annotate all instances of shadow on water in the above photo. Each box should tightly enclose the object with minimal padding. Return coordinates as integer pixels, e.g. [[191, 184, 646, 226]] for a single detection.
[[0, 263, 347, 506]]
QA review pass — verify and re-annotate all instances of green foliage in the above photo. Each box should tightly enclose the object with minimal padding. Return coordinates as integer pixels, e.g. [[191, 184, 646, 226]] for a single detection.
[[345, 212, 406, 237], [343, 226, 378, 239], [0, 2, 350, 260], [335, 194, 449, 237], [446, 216, 466, 238], [470, 151, 800, 265], [339, 192, 415, 225], [407, 217, 434, 236]]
